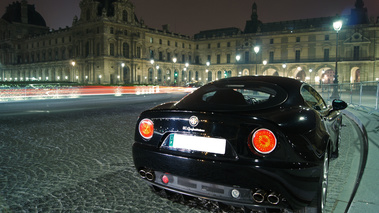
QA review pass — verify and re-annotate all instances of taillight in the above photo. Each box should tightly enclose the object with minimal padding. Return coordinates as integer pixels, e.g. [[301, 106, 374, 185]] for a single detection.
[[139, 118, 154, 139], [251, 128, 277, 154]]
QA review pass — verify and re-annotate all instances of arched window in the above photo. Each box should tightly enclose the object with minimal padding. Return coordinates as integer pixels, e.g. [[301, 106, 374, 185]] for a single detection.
[[123, 10, 128, 22]]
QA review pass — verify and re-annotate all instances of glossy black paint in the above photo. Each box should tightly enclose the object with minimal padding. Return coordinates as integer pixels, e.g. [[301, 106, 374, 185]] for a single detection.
[[132, 76, 347, 211]]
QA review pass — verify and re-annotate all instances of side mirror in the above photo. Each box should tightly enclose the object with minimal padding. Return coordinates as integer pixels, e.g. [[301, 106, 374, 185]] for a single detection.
[[332, 99, 347, 110]]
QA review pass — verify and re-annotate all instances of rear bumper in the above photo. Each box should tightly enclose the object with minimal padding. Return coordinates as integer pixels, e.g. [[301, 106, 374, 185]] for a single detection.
[[133, 142, 322, 211]]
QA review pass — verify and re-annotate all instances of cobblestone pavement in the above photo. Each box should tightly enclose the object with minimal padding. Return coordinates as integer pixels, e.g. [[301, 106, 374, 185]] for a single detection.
[[0, 94, 363, 213]]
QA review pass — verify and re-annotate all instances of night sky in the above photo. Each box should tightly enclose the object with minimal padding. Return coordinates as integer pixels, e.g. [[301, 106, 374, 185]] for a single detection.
[[1, 0, 378, 36]]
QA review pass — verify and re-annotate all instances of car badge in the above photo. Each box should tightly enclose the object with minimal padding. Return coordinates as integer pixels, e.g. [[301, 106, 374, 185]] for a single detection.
[[189, 116, 199, 127]]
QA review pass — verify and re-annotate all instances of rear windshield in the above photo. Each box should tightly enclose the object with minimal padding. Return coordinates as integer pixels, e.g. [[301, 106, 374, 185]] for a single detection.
[[175, 81, 287, 111]]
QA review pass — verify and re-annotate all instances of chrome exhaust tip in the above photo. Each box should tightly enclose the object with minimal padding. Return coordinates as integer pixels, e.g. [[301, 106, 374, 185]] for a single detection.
[[252, 189, 266, 203], [139, 169, 146, 178], [145, 171, 155, 181], [267, 192, 280, 205]]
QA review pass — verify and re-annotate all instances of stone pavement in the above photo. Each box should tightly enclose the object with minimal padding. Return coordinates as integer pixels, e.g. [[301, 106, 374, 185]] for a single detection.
[[342, 107, 379, 213], [0, 96, 377, 213]]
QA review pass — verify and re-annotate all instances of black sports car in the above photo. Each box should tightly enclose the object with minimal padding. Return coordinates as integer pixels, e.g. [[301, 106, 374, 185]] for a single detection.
[[132, 76, 347, 212]]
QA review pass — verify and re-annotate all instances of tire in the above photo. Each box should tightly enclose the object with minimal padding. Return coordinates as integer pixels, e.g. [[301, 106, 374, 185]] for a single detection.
[[318, 145, 330, 212], [295, 146, 329, 213]]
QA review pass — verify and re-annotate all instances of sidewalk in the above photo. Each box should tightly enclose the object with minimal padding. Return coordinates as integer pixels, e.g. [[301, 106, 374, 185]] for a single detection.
[[342, 107, 379, 213]]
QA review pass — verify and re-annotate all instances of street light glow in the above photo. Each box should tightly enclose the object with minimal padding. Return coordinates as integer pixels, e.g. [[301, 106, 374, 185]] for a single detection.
[[333, 20, 343, 32], [254, 46, 260, 54]]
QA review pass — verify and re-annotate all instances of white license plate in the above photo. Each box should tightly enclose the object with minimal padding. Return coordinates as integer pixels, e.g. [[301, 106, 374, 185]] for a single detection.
[[169, 134, 226, 154]]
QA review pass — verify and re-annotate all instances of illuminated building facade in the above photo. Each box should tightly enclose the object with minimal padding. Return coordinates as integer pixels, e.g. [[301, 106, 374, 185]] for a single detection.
[[0, 0, 378, 85]]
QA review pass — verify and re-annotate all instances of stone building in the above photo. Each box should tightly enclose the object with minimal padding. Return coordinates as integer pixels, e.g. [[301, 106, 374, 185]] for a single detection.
[[0, 0, 378, 85]]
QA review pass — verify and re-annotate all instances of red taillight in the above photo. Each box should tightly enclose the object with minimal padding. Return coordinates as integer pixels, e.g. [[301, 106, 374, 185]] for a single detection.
[[139, 118, 154, 139], [251, 128, 277, 154]]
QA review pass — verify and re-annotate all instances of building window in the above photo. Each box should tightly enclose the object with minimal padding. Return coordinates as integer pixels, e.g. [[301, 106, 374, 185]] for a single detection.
[[189, 55, 192, 63], [207, 55, 211, 63], [123, 10, 128, 22], [245, 51, 249, 63], [325, 35, 329, 41], [168, 40, 170, 46], [354, 46, 360, 60], [295, 50, 301, 62], [270, 38, 274, 44], [96, 43, 100, 56], [159, 39, 162, 45], [137, 47, 141, 58], [196, 44, 199, 49], [208, 43, 211, 49], [110, 27, 114, 34], [182, 43, 185, 48], [159, 52, 163, 61], [227, 42, 231, 47], [86, 9, 90, 21], [123, 43, 129, 58], [175, 42, 178, 47], [324, 49, 329, 61], [150, 50, 154, 59], [167, 53, 171, 62], [217, 55, 221, 64], [110, 44, 115, 56], [217, 43, 220, 48], [182, 54, 185, 62], [150, 37, 153, 43], [195, 56, 200, 64], [296, 37, 300, 42], [269, 51, 274, 62], [227, 54, 231, 63]]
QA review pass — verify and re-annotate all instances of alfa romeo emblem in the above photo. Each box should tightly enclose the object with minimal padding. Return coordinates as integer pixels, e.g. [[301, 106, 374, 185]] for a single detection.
[[189, 116, 199, 127]]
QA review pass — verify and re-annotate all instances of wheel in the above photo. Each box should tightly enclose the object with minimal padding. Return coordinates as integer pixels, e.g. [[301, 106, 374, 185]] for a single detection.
[[295, 146, 329, 213], [318, 146, 330, 212]]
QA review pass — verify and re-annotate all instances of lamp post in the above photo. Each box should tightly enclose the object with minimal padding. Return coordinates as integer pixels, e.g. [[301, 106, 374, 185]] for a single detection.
[[150, 59, 155, 84], [331, 20, 343, 99], [282, 63, 287, 77], [254, 46, 260, 75], [206, 61, 210, 81], [236, 55, 241, 76], [71, 61, 76, 82], [172, 57, 177, 85], [121, 63, 125, 84]]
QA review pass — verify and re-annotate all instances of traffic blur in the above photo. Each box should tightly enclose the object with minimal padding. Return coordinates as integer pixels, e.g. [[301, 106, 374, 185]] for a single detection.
[[0, 85, 197, 101]]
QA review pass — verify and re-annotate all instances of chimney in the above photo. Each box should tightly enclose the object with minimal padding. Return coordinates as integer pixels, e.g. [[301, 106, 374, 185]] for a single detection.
[[162, 24, 170, 32]]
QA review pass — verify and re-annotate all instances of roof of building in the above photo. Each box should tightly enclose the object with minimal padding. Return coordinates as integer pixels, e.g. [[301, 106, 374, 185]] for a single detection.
[[1, 1, 46, 27]]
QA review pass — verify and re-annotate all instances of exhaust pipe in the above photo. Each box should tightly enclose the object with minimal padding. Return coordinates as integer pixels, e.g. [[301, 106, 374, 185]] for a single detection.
[[145, 171, 155, 181], [267, 192, 280, 205], [252, 189, 266, 203], [139, 169, 147, 178], [139, 169, 155, 181]]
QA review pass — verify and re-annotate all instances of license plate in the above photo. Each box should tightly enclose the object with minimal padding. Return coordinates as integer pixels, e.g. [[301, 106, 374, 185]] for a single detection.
[[169, 134, 226, 154]]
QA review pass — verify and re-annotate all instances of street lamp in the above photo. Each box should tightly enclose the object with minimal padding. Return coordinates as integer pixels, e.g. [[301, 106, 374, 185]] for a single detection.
[[235, 55, 240, 76], [172, 57, 177, 84], [331, 20, 343, 99], [282, 63, 287, 77], [254, 46, 260, 75], [71, 61, 76, 82]]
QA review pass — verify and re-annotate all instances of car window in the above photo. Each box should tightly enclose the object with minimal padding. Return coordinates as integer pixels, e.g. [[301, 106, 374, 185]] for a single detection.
[[175, 82, 287, 111], [300, 85, 327, 111]]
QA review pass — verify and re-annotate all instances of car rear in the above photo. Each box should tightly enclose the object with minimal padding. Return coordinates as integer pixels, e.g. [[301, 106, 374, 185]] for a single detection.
[[132, 77, 323, 211]]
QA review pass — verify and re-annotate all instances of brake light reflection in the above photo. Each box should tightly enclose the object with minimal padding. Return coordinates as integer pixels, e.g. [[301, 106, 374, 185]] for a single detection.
[[252, 128, 277, 154], [139, 118, 154, 140]]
